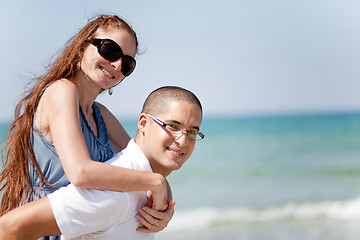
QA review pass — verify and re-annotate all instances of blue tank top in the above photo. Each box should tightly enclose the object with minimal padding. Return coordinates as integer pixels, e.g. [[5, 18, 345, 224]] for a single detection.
[[29, 103, 115, 200]]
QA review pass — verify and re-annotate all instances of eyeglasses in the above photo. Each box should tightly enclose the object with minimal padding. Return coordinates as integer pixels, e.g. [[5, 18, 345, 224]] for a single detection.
[[147, 114, 204, 141], [87, 38, 136, 76]]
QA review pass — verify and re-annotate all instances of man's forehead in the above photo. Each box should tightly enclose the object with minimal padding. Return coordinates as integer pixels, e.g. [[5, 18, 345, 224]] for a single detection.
[[160, 100, 199, 113], [157, 101, 202, 124]]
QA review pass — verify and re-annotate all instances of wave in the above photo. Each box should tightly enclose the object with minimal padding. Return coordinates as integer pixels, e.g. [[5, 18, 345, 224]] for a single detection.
[[166, 197, 360, 232]]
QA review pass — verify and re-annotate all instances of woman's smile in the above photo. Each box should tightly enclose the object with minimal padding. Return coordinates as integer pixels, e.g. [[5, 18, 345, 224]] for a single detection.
[[100, 66, 116, 79]]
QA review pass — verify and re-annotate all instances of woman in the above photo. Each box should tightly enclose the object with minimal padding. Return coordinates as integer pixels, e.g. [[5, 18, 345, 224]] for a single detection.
[[0, 15, 173, 239]]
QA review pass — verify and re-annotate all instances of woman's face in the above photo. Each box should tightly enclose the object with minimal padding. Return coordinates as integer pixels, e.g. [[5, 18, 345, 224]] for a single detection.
[[80, 27, 137, 91]]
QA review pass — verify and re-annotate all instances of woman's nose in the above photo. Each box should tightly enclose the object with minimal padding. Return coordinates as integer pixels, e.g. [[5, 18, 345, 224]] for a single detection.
[[111, 58, 123, 73]]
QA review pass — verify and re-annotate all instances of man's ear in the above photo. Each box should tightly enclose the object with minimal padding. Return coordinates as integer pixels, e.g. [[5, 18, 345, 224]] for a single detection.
[[137, 113, 148, 134]]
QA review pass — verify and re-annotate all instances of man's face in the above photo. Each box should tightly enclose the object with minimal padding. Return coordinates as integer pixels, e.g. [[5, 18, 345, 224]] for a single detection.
[[141, 100, 202, 176]]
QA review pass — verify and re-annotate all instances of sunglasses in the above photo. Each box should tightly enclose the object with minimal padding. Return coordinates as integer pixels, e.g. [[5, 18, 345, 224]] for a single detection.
[[87, 38, 136, 76]]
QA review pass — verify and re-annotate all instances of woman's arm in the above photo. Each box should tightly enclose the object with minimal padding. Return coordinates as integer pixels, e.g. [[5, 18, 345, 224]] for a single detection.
[[0, 197, 59, 240], [0, 184, 174, 238], [37, 80, 168, 210]]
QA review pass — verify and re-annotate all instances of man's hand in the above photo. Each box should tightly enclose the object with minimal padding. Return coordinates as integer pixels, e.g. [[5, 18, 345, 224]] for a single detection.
[[136, 179, 174, 233], [136, 200, 175, 233]]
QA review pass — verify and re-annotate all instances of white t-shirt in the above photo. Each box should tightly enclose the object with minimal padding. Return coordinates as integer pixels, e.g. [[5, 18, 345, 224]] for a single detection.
[[48, 140, 154, 240]]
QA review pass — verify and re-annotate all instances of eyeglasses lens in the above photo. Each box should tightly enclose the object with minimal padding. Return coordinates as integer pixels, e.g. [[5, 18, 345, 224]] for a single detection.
[[166, 126, 203, 141], [121, 56, 136, 76], [99, 40, 123, 62]]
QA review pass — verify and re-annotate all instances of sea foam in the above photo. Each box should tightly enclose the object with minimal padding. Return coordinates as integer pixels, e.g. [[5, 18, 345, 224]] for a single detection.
[[165, 197, 360, 232]]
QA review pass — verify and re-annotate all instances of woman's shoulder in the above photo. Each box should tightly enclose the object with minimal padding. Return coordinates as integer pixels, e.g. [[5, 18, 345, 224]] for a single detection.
[[38, 79, 79, 113], [42, 79, 78, 104], [35, 79, 79, 140], [45, 79, 78, 95]]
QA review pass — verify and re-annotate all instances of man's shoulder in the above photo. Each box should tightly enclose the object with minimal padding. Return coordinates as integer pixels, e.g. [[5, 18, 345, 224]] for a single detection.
[[105, 140, 147, 171]]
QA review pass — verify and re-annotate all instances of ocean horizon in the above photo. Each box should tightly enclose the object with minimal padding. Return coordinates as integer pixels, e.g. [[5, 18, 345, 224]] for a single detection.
[[1, 111, 360, 239]]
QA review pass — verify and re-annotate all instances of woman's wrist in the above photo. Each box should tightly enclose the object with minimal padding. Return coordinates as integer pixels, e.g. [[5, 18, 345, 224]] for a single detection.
[[150, 173, 166, 193], [149, 173, 168, 211]]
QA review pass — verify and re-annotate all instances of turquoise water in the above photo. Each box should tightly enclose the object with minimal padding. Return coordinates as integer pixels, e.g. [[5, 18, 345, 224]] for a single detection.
[[165, 113, 360, 207], [154, 112, 360, 240], [1, 112, 360, 239]]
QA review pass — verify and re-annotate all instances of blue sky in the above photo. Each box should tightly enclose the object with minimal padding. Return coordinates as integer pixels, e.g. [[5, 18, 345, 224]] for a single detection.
[[1, 0, 360, 121]]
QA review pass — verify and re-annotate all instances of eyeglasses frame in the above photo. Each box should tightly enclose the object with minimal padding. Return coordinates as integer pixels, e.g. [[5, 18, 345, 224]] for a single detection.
[[147, 114, 204, 141], [86, 38, 136, 77]]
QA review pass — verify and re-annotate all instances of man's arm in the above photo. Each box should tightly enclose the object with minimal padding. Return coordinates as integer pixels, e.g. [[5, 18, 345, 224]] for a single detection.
[[0, 197, 60, 240]]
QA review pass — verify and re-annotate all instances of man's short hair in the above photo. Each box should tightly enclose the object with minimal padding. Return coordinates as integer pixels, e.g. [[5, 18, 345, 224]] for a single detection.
[[141, 86, 202, 116]]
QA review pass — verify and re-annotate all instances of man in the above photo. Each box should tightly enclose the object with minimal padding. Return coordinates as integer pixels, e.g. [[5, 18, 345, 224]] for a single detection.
[[0, 86, 204, 240]]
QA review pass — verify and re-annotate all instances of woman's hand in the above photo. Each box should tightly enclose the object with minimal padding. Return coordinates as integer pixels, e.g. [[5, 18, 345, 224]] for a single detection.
[[147, 176, 172, 212], [136, 200, 175, 233]]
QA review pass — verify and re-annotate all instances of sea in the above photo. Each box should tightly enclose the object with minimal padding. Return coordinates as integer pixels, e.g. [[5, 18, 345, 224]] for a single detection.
[[1, 112, 360, 240]]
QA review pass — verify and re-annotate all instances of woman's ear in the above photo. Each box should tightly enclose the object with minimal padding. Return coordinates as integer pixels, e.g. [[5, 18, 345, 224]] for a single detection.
[[137, 113, 148, 134]]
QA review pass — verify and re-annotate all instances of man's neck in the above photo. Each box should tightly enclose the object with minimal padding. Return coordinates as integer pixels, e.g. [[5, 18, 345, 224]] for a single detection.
[[134, 136, 171, 177]]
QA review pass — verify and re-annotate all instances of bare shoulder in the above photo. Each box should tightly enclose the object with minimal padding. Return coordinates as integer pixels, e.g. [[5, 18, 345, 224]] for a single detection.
[[39, 79, 79, 110], [44, 79, 78, 99], [35, 79, 79, 139]]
